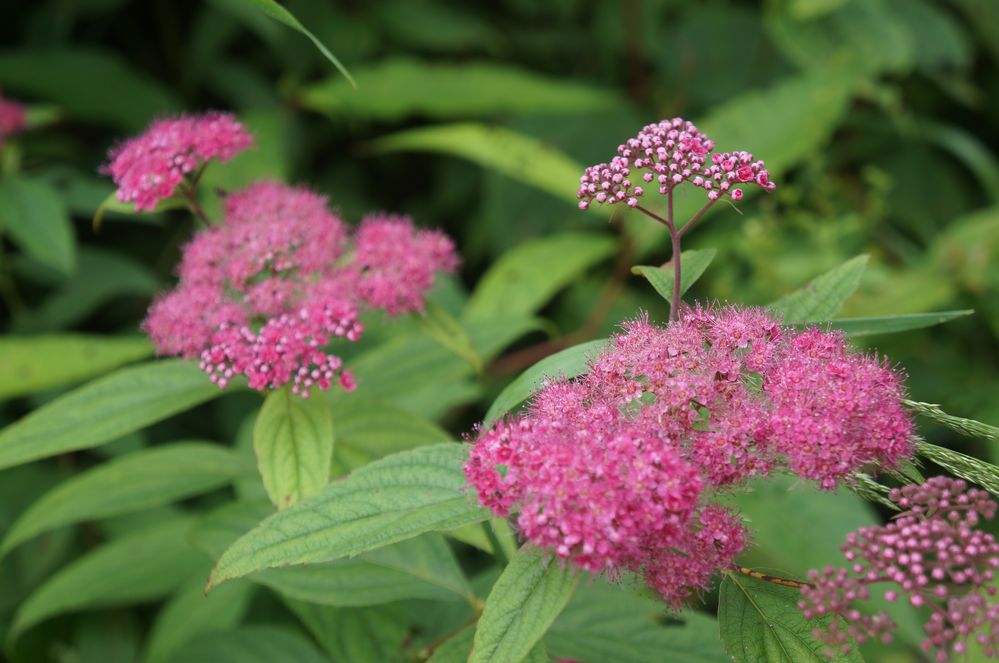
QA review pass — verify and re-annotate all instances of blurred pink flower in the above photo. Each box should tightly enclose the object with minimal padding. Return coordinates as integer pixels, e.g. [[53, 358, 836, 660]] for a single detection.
[[0, 91, 26, 147]]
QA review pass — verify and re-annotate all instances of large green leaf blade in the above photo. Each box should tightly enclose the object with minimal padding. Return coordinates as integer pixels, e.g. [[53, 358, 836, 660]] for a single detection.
[[0, 360, 223, 471], [469, 545, 579, 663], [827, 310, 973, 336], [1, 443, 247, 555], [770, 255, 869, 323], [207, 444, 488, 589], [718, 572, 863, 663], [165, 626, 331, 663], [631, 248, 718, 305], [465, 232, 615, 321], [0, 177, 76, 275], [484, 339, 607, 425], [9, 518, 203, 640], [254, 387, 334, 509], [0, 335, 152, 398]]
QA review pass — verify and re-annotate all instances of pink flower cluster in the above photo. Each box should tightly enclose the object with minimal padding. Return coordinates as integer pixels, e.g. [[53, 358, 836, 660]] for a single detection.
[[466, 306, 914, 606], [576, 117, 774, 209], [0, 91, 25, 147], [800, 477, 999, 661], [103, 112, 253, 211], [144, 181, 458, 397]]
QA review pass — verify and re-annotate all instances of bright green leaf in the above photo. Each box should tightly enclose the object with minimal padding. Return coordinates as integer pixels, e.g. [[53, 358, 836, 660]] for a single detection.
[[0, 360, 224, 471], [254, 387, 334, 509], [719, 572, 863, 663], [825, 310, 974, 336], [770, 255, 869, 323], [465, 232, 616, 321], [631, 248, 717, 305], [92, 191, 188, 230], [166, 626, 331, 663], [207, 444, 488, 589], [0, 176, 75, 274], [1, 443, 247, 555], [469, 545, 579, 663], [418, 300, 483, 373], [484, 339, 607, 425], [0, 335, 152, 399]]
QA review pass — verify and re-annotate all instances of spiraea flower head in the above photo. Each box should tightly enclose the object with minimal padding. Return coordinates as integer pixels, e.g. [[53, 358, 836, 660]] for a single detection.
[[799, 477, 999, 661], [103, 112, 253, 211], [0, 91, 26, 147], [143, 180, 458, 397], [577, 117, 775, 210]]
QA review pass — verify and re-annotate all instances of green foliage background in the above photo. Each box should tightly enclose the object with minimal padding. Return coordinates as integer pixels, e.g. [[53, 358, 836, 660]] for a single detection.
[[0, 0, 997, 661]]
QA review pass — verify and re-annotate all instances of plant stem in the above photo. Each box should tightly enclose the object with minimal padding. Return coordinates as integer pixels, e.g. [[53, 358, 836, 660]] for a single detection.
[[179, 184, 210, 227], [483, 521, 510, 567], [731, 565, 813, 589], [677, 198, 719, 239], [666, 189, 681, 321]]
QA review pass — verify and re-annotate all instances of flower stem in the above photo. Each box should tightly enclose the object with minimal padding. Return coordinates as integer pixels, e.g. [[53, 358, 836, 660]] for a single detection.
[[666, 189, 681, 321], [483, 521, 510, 568], [179, 184, 210, 227], [677, 198, 719, 239], [731, 565, 813, 589]]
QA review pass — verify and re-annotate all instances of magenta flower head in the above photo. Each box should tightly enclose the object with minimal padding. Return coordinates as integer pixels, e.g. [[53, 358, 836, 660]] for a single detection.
[[576, 117, 775, 210], [143, 180, 458, 397], [799, 477, 999, 661], [0, 91, 26, 147], [102, 112, 253, 211]]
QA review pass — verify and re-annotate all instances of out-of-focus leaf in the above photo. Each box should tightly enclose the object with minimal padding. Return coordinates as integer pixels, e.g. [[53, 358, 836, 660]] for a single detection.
[[484, 339, 607, 426], [1, 443, 247, 555], [300, 58, 617, 120], [145, 575, 255, 663], [631, 248, 717, 305], [12, 247, 160, 333], [207, 445, 488, 589], [917, 121, 999, 202], [0, 49, 178, 130], [824, 310, 974, 337], [9, 518, 202, 640], [254, 386, 333, 510], [0, 177, 75, 275], [231, 0, 355, 87], [0, 360, 223, 471], [0, 335, 152, 398], [429, 624, 549, 663], [166, 626, 331, 663], [546, 581, 728, 663], [469, 545, 578, 663], [418, 300, 483, 373], [718, 572, 863, 663], [770, 255, 869, 323], [375, 1, 499, 54], [287, 601, 406, 663], [465, 232, 615, 321]]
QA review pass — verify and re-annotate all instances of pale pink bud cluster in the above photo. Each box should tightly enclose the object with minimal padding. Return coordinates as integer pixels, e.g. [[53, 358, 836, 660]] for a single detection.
[[102, 112, 253, 211], [466, 306, 915, 606], [576, 118, 774, 210], [0, 91, 25, 147], [800, 477, 999, 661], [144, 181, 457, 397]]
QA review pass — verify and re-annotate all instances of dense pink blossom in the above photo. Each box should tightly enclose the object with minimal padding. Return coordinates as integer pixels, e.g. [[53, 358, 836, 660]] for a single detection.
[[466, 306, 915, 605], [800, 477, 999, 661], [143, 181, 458, 397], [103, 112, 253, 211], [576, 117, 774, 210], [0, 92, 25, 147]]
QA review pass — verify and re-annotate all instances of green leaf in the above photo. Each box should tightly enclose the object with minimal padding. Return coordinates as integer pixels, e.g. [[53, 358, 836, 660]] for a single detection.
[[718, 572, 863, 663], [0, 49, 179, 130], [9, 518, 203, 640], [465, 232, 616, 321], [824, 310, 974, 337], [546, 581, 728, 663], [484, 339, 607, 425], [165, 626, 331, 663], [207, 445, 488, 589], [631, 248, 718, 305], [299, 58, 617, 120], [254, 387, 334, 509], [92, 191, 188, 229], [236, 0, 355, 87], [1, 443, 247, 555], [469, 545, 579, 663], [286, 601, 406, 663], [0, 176, 75, 274], [418, 300, 483, 373], [429, 624, 549, 663], [905, 400, 999, 445], [916, 440, 999, 497], [329, 398, 452, 476], [0, 335, 152, 399], [0, 360, 223, 471], [145, 575, 255, 663], [769, 255, 869, 323]]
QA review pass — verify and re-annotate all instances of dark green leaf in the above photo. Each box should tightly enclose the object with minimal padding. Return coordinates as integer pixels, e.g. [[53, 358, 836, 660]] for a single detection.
[[770, 255, 869, 323], [825, 310, 973, 337], [418, 300, 483, 373], [631, 248, 718, 305], [286, 601, 405, 663], [166, 626, 331, 663], [0, 177, 75, 275]]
